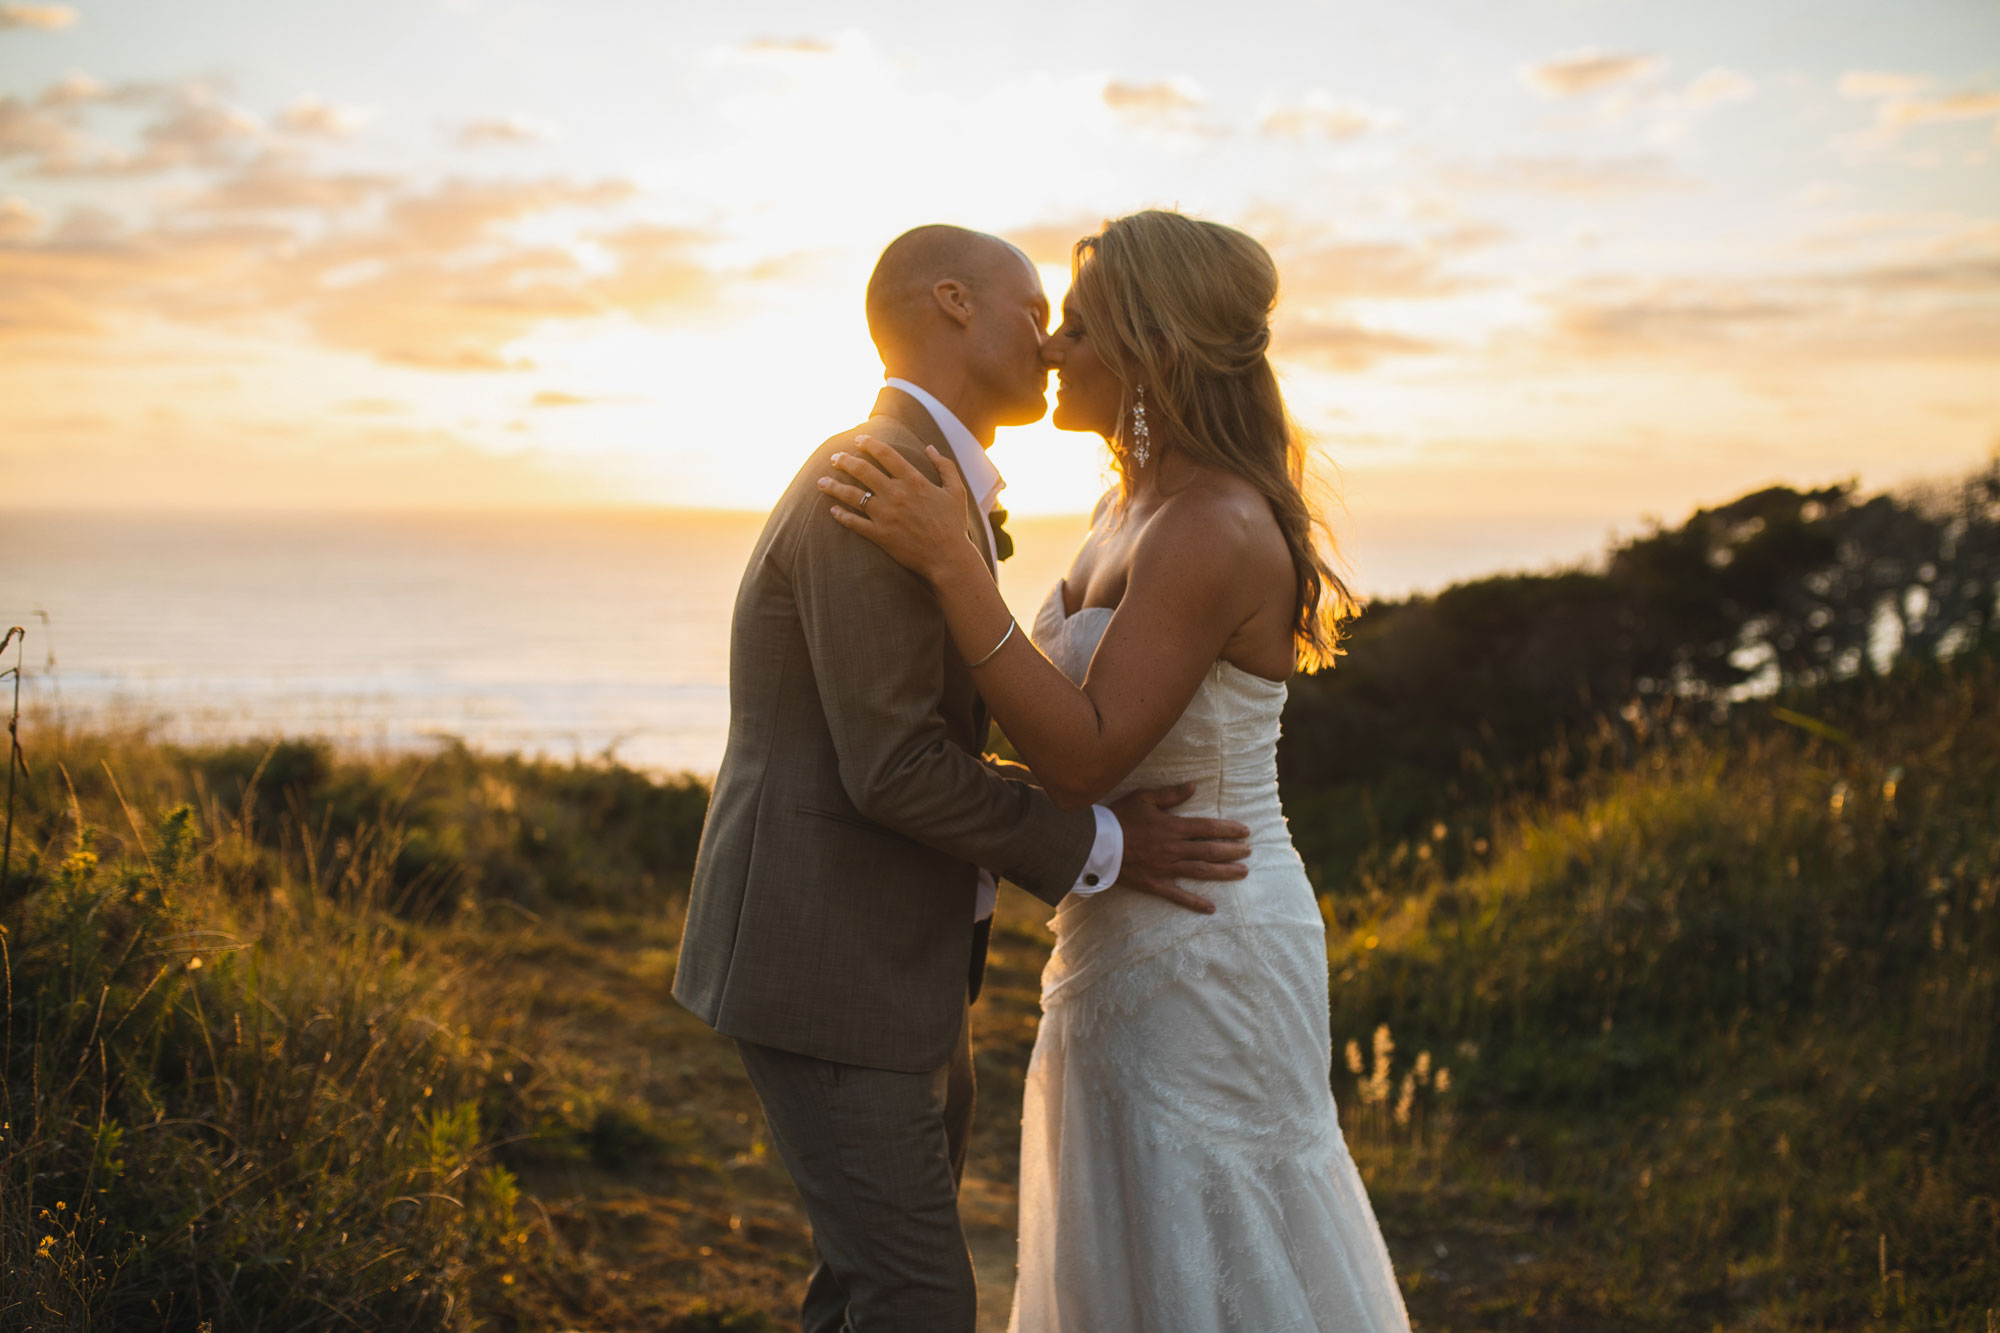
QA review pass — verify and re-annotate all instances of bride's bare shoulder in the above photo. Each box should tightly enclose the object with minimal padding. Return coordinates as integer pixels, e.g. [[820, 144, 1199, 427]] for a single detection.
[[1148, 468, 1283, 556], [1111, 474, 1287, 619]]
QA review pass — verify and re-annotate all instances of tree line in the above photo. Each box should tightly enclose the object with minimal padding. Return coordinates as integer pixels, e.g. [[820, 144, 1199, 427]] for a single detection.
[[1278, 456, 2000, 881]]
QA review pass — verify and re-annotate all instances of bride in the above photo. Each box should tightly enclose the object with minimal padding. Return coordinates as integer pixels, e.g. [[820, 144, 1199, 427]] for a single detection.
[[818, 210, 1411, 1331]]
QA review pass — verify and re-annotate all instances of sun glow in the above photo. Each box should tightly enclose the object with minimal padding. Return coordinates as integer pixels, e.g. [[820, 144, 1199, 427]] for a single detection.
[[1, 0, 1994, 536]]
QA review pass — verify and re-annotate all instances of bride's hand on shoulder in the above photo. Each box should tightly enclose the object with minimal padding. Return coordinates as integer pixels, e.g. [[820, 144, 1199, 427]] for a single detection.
[[820, 435, 983, 585]]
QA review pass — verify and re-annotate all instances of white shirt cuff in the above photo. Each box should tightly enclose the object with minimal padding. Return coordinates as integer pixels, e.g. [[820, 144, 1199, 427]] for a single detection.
[[1072, 805, 1123, 897], [974, 806, 1122, 920]]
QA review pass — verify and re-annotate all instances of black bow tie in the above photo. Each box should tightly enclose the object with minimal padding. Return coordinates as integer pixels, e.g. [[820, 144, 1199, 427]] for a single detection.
[[987, 506, 1013, 563]]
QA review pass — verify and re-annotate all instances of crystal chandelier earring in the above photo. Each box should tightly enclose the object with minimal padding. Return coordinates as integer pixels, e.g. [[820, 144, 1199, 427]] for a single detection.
[[1129, 384, 1151, 467]]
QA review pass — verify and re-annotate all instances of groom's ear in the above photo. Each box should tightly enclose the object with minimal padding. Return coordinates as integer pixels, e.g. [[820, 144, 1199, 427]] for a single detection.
[[931, 277, 975, 329]]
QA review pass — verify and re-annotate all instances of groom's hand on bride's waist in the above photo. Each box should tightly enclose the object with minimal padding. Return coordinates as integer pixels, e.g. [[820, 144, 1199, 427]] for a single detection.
[[1106, 784, 1249, 915]]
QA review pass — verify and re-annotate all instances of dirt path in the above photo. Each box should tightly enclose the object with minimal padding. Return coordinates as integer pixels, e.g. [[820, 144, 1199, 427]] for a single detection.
[[468, 895, 1050, 1330], [483, 904, 814, 1326], [477, 894, 1545, 1331]]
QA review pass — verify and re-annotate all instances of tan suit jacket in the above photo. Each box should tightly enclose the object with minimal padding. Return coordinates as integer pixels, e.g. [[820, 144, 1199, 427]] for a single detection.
[[672, 387, 1096, 1073]]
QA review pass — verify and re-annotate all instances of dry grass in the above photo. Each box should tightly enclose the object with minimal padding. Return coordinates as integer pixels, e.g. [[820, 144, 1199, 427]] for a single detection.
[[0, 729, 768, 1331], [4, 644, 1996, 1329], [1323, 649, 2000, 1330]]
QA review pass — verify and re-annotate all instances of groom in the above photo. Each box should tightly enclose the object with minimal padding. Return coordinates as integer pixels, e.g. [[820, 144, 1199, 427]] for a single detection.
[[672, 225, 1249, 1331]]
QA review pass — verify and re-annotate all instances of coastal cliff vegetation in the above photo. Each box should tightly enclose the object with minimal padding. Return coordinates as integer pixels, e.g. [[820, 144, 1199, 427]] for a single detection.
[[2, 462, 1995, 1330]]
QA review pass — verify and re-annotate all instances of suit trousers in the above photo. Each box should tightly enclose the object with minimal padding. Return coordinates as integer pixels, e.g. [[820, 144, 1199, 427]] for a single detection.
[[737, 1006, 977, 1333]]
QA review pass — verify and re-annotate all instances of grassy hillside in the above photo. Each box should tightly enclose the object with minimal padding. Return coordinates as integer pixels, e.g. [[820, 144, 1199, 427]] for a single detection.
[[0, 733, 761, 1330], [2, 646, 1996, 1328], [1324, 648, 1999, 1328]]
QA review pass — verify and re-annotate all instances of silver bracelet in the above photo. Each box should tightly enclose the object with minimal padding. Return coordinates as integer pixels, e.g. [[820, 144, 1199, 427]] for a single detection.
[[967, 617, 1016, 669]]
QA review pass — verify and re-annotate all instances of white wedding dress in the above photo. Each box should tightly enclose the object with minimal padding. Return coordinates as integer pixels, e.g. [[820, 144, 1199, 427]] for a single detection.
[[1008, 583, 1411, 1333]]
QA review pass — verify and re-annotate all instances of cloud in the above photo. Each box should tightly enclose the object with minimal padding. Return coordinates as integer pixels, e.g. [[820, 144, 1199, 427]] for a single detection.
[[0, 60, 774, 373], [1543, 228, 2000, 362], [37, 73, 127, 107], [9, 80, 265, 177], [1102, 79, 1203, 115], [1850, 247, 2000, 296], [2, 76, 368, 179], [0, 4, 77, 29], [530, 390, 596, 407], [1235, 214, 1497, 364], [48, 202, 124, 245], [587, 222, 717, 311], [1878, 89, 2000, 128], [0, 171, 739, 372], [1839, 71, 2000, 139], [1549, 282, 1801, 354], [1277, 236, 1483, 302], [371, 176, 635, 252], [274, 179, 644, 369], [301, 211, 724, 371], [142, 89, 261, 160], [192, 153, 398, 213], [710, 31, 868, 69], [0, 76, 151, 167], [1099, 78, 1226, 142], [0, 92, 76, 162], [455, 115, 558, 147], [303, 254, 600, 370], [1274, 318, 1440, 370], [1261, 93, 1396, 141], [1520, 50, 1662, 98], [1686, 68, 1755, 108], [0, 195, 42, 242], [278, 95, 370, 139], [740, 35, 833, 55], [109, 86, 263, 175], [1839, 71, 1928, 100], [1441, 153, 1684, 197], [0, 210, 290, 340]]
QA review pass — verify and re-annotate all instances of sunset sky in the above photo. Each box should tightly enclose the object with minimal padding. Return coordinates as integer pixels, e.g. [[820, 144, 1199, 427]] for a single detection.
[[3, 0, 1996, 536]]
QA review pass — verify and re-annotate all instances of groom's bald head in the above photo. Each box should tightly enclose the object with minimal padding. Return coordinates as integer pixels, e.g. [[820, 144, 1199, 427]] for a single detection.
[[865, 225, 1036, 363], [863, 224, 1051, 437]]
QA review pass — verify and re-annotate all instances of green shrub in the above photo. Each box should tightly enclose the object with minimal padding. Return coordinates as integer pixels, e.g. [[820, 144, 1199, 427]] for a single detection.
[[2, 731, 709, 916]]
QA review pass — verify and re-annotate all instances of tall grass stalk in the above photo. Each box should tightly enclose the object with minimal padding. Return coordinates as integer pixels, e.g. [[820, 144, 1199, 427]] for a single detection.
[[2, 626, 22, 888]]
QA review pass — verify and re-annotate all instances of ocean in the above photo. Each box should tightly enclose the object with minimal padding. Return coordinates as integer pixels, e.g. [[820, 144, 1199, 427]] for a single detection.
[[1, 507, 1614, 776]]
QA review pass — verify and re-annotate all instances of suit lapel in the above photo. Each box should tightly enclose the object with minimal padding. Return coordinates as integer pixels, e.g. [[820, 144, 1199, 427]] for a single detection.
[[871, 387, 997, 577]]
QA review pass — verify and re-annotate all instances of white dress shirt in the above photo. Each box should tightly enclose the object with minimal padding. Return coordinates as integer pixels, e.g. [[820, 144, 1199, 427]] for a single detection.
[[884, 377, 1123, 921]]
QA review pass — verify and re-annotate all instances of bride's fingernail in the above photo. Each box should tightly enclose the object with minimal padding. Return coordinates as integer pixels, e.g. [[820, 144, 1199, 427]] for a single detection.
[[817, 477, 830, 489], [830, 452, 843, 465]]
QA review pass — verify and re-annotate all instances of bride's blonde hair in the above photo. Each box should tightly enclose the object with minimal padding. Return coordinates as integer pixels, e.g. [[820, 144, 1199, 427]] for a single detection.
[[1068, 209, 1359, 670]]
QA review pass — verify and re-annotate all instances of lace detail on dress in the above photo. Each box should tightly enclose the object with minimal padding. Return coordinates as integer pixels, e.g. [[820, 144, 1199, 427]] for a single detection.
[[1007, 582, 1412, 1333]]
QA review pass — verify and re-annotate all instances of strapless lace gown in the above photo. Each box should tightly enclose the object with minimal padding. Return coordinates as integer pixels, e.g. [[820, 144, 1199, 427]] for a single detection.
[[1008, 584, 1411, 1333]]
